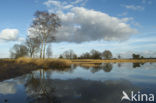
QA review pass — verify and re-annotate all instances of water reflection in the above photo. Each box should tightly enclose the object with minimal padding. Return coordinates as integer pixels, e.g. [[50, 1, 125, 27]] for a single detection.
[[0, 63, 156, 103], [90, 63, 113, 73], [133, 63, 144, 68], [25, 70, 60, 103], [81, 62, 148, 73], [118, 63, 122, 68], [0, 81, 16, 95], [25, 70, 137, 103]]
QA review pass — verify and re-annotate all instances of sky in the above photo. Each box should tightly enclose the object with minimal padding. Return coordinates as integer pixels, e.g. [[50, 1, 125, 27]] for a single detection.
[[0, 0, 156, 58]]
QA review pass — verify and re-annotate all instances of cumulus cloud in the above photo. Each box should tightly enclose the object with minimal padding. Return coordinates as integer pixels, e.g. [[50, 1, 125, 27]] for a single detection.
[[123, 5, 144, 11], [0, 28, 19, 41], [42, 0, 138, 43], [56, 8, 138, 42]]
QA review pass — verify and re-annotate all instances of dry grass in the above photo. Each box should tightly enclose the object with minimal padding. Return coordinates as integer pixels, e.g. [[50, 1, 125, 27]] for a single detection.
[[15, 57, 72, 68], [16, 57, 33, 64]]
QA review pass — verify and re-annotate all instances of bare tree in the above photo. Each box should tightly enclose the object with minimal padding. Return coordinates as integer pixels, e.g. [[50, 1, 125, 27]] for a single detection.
[[102, 50, 112, 59], [10, 44, 28, 58], [46, 44, 52, 58], [29, 11, 61, 59], [62, 50, 77, 59], [25, 36, 40, 58]]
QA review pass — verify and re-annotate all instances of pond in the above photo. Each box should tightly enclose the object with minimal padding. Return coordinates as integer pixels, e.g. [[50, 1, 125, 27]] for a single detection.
[[0, 63, 156, 103]]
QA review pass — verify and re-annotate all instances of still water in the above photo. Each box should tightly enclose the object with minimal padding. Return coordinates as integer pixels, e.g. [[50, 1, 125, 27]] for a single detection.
[[0, 63, 156, 103]]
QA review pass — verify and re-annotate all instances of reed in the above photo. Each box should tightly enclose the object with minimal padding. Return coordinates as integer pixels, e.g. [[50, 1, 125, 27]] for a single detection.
[[15, 57, 72, 68]]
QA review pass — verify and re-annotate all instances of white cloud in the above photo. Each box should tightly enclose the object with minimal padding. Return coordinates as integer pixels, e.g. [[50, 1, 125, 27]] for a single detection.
[[72, 0, 84, 4], [44, 0, 73, 12], [44, 0, 88, 12], [43, 0, 138, 43], [123, 5, 144, 11], [55, 7, 137, 42], [0, 28, 19, 41], [44, 0, 61, 7]]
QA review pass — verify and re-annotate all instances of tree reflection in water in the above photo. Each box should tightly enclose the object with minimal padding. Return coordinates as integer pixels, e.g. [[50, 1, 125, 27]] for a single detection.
[[133, 63, 145, 68], [118, 63, 122, 68], [90, 63, 113, 73], [25, 70, 60, 103], [24, 67, 138, 103]]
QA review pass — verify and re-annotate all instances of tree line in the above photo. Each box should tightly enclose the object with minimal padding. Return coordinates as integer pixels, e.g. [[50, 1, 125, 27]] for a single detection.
[[59, 49, 113, 59], [59, 50, 147, 59]]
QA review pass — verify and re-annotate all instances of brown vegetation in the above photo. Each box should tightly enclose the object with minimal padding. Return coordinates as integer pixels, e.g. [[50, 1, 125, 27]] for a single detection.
[[15, 57, 72, 68], [0, 58, 71, 81]]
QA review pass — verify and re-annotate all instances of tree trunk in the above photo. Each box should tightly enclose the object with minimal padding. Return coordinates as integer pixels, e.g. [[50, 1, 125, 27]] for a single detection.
[[30, 52, 33, 58], [43, 40, 47, 59], [40, 40, 44, 58]]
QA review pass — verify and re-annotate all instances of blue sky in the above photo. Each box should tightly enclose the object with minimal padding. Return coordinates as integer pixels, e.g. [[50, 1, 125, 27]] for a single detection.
[[0, 0, 156, 58]]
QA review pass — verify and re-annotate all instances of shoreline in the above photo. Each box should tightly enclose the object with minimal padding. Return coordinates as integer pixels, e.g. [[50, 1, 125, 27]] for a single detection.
[[0, 58, 156, 82]]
